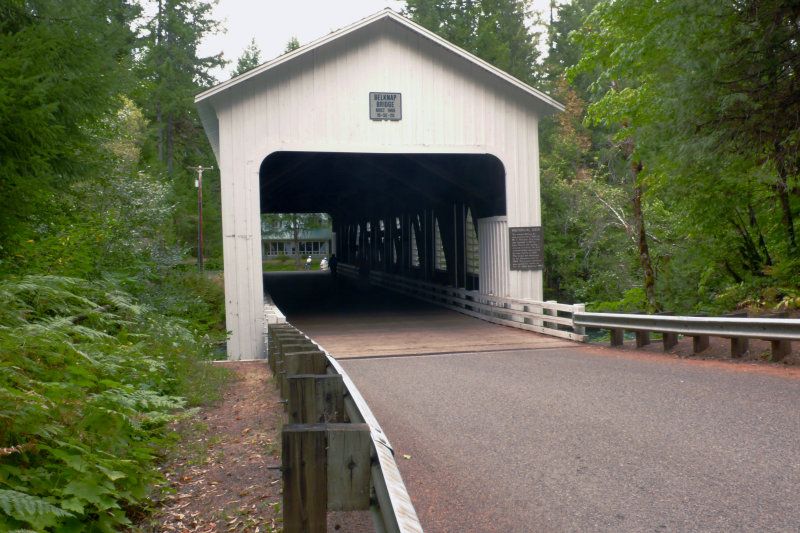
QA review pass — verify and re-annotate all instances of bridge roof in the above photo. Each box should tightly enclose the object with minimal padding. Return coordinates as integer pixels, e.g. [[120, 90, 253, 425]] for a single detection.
[[195, 8, 563, 113]]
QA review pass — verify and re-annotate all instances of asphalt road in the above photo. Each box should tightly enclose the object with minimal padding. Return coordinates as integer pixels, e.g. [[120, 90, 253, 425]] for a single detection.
[[265, 272, 800, 532]]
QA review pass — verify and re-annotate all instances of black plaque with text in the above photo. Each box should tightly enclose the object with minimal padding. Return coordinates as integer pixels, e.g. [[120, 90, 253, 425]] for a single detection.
[[509, 226, 543, 270]]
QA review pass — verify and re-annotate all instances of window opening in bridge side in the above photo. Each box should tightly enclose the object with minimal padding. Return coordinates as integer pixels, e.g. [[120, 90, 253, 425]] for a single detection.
[[466, 208, 479, 275], [410, 225, 420, 267], [434, 218, 447, 272]]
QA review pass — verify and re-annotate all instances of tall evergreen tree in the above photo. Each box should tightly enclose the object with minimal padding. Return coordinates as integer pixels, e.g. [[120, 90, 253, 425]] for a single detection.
[[405, 0, 541, 84], [139, 0, 224, 174], [232, 37, 262, 76], [137, 0, 226, 259], [0, 0, 140, 254]]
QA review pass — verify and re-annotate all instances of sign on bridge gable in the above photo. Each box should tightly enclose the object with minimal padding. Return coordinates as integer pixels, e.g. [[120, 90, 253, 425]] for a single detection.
[[369, 92, 402, 120]]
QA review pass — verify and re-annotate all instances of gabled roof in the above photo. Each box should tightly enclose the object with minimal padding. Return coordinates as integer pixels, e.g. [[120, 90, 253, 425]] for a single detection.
[[195, 8, 563, 113]]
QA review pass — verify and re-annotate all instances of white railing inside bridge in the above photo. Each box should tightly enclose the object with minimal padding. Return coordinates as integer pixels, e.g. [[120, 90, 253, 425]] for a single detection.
[[338, 264, 588, 342]]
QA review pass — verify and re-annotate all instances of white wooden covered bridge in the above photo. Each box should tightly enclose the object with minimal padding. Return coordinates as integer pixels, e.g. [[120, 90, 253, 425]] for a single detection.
[[195, 9, 563, 360]]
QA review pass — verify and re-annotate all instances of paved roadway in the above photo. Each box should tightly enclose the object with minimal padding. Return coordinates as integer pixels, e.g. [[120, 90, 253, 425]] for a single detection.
[[265, 272, 800, 532]]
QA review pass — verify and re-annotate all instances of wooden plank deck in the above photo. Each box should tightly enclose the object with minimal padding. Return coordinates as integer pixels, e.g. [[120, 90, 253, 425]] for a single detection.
[[264, 272, 574, 359]]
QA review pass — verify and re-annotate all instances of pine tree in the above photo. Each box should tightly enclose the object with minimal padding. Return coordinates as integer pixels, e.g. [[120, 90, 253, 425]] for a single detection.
[[139, 0, 225, 174], [0, 0, 140, 253], [405, 0, 541, 84], [232, 38, 262, 76]]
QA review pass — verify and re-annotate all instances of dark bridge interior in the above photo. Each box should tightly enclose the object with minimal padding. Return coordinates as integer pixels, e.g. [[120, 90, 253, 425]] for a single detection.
[[260, 152, 506, 289]]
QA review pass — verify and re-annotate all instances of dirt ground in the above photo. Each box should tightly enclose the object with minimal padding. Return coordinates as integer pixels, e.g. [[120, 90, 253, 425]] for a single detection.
[[140, 360, 372, 533], [602, 330, 800, 370]]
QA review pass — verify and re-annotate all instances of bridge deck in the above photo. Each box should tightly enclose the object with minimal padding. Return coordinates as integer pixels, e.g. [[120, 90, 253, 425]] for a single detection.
[[265, 271, 573, 359]]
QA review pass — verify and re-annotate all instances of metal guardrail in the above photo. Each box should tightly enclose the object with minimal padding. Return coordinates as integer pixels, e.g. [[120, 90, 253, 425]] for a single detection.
[[267, 320, 423, 533], [573, 312, 800, 339], [573, 311, 800, 360], [339, 264, 587, 342]]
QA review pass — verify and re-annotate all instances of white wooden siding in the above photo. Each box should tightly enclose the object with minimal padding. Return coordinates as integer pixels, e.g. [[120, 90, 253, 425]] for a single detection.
[[200, 12, 557, 360]]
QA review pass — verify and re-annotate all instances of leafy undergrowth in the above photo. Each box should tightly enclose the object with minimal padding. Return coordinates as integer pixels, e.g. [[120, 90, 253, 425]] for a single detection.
[[0, 275, 231, 532]]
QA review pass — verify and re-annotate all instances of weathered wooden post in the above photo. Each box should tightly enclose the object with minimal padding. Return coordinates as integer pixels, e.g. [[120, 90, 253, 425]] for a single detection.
[[767, 312, 791, 361], [725, 312, 749, 357], [634, 311, 650, 348], [657, 311, 678, 351], [282, 424, 371, 533], [770, 339, 792, 361], [282, 425, 327, 533], [288, 374, 346, 424], [269, 330, 308, 373], [277, 342, 320, 397], [688, 313, 710, 353], [610, 327, 624, 347]]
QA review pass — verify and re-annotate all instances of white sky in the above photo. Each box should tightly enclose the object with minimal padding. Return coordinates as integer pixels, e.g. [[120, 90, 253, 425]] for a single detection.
[[198, 0, 553, 82]]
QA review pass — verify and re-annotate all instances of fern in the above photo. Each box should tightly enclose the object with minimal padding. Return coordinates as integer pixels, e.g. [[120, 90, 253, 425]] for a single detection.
[[0, 488, 74, 530], [0, 273, 228, 531]]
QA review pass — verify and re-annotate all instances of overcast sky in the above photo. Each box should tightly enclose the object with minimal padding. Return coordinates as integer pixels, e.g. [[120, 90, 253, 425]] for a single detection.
[[198, 0, 553, 82]]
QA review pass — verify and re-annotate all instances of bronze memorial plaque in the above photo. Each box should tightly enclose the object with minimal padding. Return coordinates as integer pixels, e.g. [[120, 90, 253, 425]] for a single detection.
[[509, 226, 543, 270]]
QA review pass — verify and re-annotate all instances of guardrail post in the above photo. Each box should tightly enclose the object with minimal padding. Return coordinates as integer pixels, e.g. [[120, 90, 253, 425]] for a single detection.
[[572, 304, 585, 336], [610, 327, 624, 346], [633, 311, 650, 348], [725, 312, 749, 357], [766, 312, 791, 361], [288, 374, 345, 424], [770, 339, 792, 361], [657, 311, 678, 350], [688, 313, 710, 353], [327, 424, 372, 511], [730, 337, 749, 358], [279, 349, 326, 401], [283, 424, 372, 532], [283, 425, 327, 533]]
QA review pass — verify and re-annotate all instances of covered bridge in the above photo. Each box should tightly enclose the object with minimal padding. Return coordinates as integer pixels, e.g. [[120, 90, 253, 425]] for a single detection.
[[195, 9, 563, 360]]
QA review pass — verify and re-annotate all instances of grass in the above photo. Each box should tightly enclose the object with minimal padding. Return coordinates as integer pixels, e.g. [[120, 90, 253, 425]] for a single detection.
[[262, 258, 326, 272]]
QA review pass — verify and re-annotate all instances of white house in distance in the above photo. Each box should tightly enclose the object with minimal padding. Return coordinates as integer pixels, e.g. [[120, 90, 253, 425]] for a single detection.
[[195, 9, 563, 360], [261, 225, 333, 260]]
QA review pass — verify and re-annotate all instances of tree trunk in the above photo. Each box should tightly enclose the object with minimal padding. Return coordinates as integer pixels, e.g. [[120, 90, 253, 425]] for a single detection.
[[155, 0, 164, 163], [776, 164, 797, 255], [630, 160, 659, 311], [165, 111, 173, 173], [156, 104, 163, 162]]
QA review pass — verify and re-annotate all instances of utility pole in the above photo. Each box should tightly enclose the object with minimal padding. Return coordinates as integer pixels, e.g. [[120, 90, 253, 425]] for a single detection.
[[187, 165, 214, 272]]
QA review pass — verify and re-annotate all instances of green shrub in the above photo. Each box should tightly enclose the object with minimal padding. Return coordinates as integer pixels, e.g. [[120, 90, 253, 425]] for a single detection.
[[0, 275, 229, 531]]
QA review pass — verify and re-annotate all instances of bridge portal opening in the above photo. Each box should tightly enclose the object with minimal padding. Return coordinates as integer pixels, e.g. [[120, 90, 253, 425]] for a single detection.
[[260, 151, 505, 290]]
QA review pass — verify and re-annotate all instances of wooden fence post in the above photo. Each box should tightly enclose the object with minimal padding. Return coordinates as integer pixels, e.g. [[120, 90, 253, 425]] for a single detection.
[[770, 339, 792, 361], [610, 327, 624, 347], [688, 313, 710, 353], [326, 424, 372, 511], [725, 312, 749, 358], [288, 374, 345, 424], [763, 312, 791, 361], [634, 311, 650, 348], [283, 425, 327, 533], [657, 311, 678, 351], [283, 424, 372, 532]]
